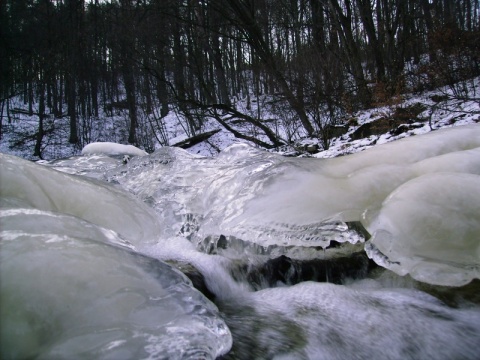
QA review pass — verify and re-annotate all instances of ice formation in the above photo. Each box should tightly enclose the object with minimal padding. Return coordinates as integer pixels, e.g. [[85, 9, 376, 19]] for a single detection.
[[1, 124, 480, 359], [100, 125, 480, 285], [0, 209, 231, 359], [365, 172, 480, 286], [0, 153, 160, 246], [0, 153, 232, 359]]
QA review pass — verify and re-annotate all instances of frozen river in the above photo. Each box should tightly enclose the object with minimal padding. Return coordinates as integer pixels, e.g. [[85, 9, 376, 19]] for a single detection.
[[1, 125, 480, 359]]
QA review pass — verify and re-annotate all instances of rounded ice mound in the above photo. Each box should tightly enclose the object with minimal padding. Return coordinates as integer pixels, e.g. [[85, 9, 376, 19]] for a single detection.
[[0, 153, 160, 247], [0, 209, 232, 359], [82, 142, 147, 156], [365, 172, 480, 286]]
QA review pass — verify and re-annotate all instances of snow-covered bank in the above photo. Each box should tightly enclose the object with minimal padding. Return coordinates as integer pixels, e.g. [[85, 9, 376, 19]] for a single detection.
[[312, 92, 480, 159], [1, 78, 479, 160]]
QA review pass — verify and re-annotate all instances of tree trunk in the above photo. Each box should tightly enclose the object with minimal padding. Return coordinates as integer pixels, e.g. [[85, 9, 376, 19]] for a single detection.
[[123, 66, 137, 145], [356, 0, 385, 81], [34, 82, 45, 158], [421, 0, 437, 62], [67, 75, 78, 144], [328, 0, 371, 106]]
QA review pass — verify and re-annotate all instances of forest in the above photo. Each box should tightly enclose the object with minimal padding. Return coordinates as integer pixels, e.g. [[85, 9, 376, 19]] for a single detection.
[[1, 0, 479, 156]]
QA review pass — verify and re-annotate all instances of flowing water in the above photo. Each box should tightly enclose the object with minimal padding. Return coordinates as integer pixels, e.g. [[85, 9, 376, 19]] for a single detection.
[[1, 125, 480, 359]]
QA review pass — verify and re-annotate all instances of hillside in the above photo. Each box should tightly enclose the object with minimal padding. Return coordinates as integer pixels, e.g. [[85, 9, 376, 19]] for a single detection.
[[1, 77, 479, 161]]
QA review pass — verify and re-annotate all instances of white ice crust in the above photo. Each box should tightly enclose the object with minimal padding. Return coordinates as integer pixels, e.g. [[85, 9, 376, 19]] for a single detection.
[[1, 124, 480, 359], [104, 125, 480, 286]]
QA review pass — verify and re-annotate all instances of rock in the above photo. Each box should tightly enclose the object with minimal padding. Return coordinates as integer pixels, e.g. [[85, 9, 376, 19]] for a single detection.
[[350, 118, 392, 140], [393, 103, 426, 121], [245, 252, 377, 289], [389, 122, 423, 136], [324, 124, 349, 139], [351, 104, 426, 141], [305, 144, 319, 154], [166, 260, 216, 301]]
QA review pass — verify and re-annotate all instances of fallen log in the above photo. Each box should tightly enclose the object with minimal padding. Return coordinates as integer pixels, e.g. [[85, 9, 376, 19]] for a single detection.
[[172, 129, 221, 149]]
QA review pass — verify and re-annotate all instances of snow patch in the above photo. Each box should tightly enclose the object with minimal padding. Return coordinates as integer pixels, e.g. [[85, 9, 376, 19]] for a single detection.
[[82, 142, 148, 157]]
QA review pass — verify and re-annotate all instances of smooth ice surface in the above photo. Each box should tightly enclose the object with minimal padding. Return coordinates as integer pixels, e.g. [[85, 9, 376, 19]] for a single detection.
[[0, 210, 231, 359], [40, 153, 124, 179], [0, 153, 160, 247], [104, 145, 367, 250], [99, 125, 480, 285], [0, 153, 232, 359], [82, 142, 148, 156], [365, 172, 480, 286]]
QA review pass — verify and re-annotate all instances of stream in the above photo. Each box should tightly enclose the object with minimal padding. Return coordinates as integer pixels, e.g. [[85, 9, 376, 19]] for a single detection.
[[1, 125, 480, 359]]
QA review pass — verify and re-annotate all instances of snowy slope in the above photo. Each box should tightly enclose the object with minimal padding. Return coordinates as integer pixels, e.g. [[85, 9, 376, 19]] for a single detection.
[[1, 78, 479, 160]]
